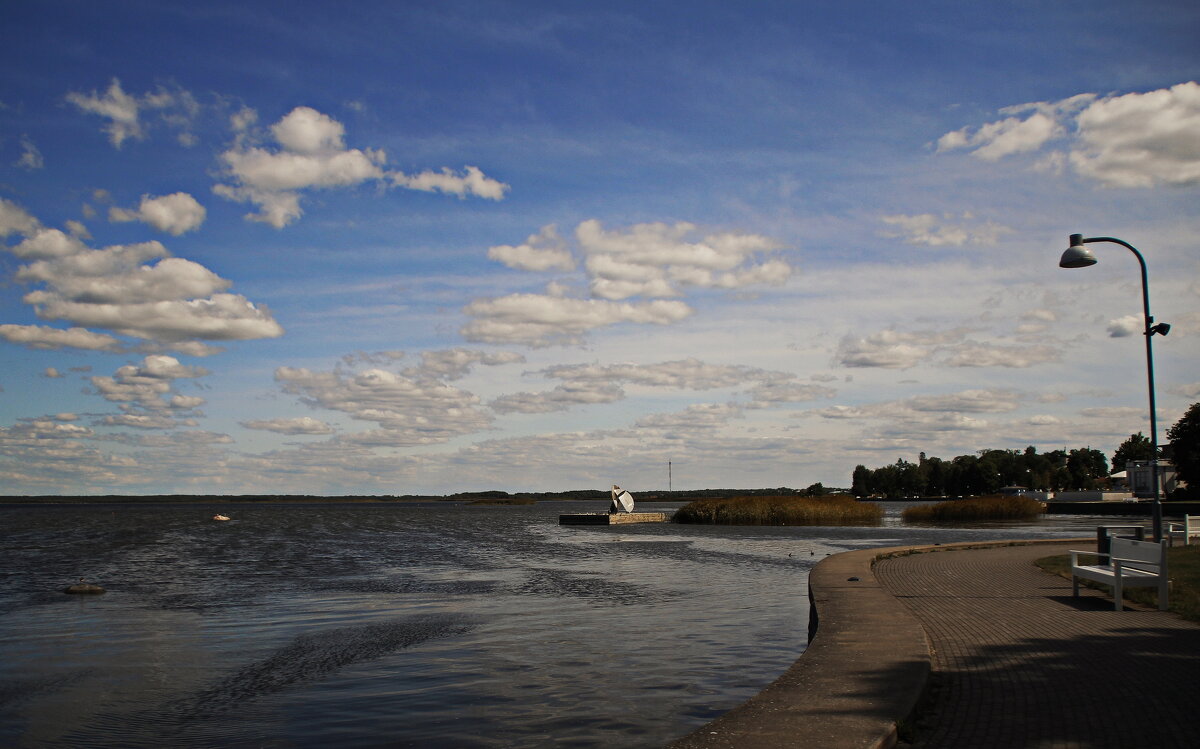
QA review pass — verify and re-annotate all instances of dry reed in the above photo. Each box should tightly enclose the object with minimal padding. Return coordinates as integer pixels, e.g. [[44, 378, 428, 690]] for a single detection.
[[901, 495, 1045, 523], [673, 494, 882, 526]]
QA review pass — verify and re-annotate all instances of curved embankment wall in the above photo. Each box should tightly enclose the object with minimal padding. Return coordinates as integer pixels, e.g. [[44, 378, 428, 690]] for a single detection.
[[669, 538, 1079, 749]]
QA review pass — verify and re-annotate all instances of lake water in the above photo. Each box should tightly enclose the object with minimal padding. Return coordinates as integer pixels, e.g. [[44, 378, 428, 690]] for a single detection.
[[0, 501, 1120, 748]]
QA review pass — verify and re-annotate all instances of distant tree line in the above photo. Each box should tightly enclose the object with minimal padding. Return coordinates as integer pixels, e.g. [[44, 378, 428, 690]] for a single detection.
[[850, 402, 1200, 500], [850, 446, 1108, 499]]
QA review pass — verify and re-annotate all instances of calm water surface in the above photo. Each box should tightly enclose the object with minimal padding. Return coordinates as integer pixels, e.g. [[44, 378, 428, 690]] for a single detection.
[[0, 501, 1119, 747]]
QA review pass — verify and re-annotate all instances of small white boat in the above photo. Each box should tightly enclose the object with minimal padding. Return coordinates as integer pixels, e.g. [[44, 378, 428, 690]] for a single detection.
[[212, 514, 231, 521]]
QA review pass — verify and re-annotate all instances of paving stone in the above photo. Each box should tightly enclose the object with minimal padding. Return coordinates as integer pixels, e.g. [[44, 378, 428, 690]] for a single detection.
[[875, 543, 1200, 749]]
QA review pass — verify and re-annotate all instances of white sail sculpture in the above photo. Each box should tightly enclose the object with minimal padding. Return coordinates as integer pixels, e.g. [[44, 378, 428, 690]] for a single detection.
[[610, 485, 635, 513]]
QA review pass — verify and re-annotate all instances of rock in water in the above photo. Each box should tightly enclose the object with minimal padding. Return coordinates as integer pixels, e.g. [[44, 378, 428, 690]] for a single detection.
[[64, 579, 106, 594]]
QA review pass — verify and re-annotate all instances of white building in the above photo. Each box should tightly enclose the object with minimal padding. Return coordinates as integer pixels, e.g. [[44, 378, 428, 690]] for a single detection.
[[1126, 460, 1178, 498]]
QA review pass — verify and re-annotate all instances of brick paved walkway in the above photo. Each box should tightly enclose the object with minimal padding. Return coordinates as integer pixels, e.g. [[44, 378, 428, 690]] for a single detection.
[[874, 542, 1200, 749]]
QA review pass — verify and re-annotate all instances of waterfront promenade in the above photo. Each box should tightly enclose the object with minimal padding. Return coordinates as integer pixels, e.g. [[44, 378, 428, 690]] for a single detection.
[[673, 539, 1200, 748]]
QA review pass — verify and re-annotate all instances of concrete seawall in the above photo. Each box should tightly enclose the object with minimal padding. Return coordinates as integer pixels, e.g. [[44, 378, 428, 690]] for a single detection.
[[670, 538, 1083, 749]]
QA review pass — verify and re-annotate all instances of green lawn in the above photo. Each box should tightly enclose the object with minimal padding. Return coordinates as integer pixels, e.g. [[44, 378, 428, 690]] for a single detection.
[[1035, 544, 1200, 623]]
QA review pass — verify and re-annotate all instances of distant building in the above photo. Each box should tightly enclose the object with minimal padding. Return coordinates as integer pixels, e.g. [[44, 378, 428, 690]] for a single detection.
[[1126, 460, 1177, 498]]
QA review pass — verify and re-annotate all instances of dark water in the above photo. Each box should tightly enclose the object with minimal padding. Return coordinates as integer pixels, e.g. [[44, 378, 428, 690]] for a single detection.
[[0, 501, 1116, 747]]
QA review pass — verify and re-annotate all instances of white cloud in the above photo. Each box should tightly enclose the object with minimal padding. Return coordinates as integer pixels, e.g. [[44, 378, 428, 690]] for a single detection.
[[836, 329, 936, 369], [938, 82, 1200, 188], [489, 358, 826, 414], [110, 192, 206, 235], [274, 360, 495, 445], [1107, 314, 1142, 338], [65, 78, 198, 148], [490, 381, 625, 414], [215, 106, 507, 227], [392, 166, 509, 200], [465, 220, 790, 346], [42, 367, 64, 378], [635, 403, 743, 430], [1, 200, 283, 346], [0, 198, 41, 238], [940, 342, 1060, 368], [15, 135, 43, 170], [487, 225, 576, 272], [577, 220, 790, 300], [0, 324, 123, 352], [462, 293, 692, 346], [879, 212, 1012, 247], [241, 416, 336, 435], [408, 348, 525, 380], [87, 355, 211, 429], [905, 389, 1021, 413], [1070, 81, 1200, 187], [66, 79, 141, 147], [836, 328, 1059, 370]]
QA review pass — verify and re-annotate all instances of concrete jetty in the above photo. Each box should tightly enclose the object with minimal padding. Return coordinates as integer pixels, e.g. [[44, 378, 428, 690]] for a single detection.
[[559, 512, 668, 525]]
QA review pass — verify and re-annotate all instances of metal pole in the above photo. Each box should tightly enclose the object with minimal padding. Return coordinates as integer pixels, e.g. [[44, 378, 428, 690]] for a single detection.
[[1081, 237, 1163, 541]]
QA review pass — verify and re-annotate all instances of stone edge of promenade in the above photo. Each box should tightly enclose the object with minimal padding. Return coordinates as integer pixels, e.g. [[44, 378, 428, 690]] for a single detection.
[[668, 537, 1085, 749]]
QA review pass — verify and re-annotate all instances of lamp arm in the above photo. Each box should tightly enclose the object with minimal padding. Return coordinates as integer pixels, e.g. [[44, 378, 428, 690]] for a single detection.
[[1079, 236, 1162, 539]]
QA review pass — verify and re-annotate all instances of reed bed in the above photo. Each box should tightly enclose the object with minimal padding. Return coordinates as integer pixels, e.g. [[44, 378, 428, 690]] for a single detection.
[[673, 494, 883, 526], [901, 495, 1045, 523]]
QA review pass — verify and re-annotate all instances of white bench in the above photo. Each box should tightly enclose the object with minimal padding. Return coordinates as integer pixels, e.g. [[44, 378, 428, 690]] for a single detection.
[[1166, 515, 1199, 546], [1070, 536, 1168, 611]]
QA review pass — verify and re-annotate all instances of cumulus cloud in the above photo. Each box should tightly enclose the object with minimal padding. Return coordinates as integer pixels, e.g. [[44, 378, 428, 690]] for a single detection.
[[109, 192, 206, 235], [87, 355, 210, 429], [577, 220, 790, 300], [487, 225, 575, 272], [462, 294, 692, 346], [465, 220, 790, 346], [938, 82, 1200, 187], [66, 78, 199, 148], [1, 199, 283, 347], [274, 358, 496, 445], [0, 324, 123, 352], [837, 330, 938, 369], [391, 166, 509, 200], [0, 198, 42, 238], [490, 381, 625, 414], [215, 106, 507, 227], [408, 348, 525, 380], [1106, 314, 1142, 337], [241, 416, 336, 435], [879, 212, 1012, 247]]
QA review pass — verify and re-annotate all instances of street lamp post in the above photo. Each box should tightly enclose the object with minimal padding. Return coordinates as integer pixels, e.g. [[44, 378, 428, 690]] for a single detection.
[[1059, 234, 1170, 540]]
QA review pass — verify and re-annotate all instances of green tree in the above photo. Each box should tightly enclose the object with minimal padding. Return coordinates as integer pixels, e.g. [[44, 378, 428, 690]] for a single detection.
[[1066, 448, 1108, 490], [851, 465, 871, 497], [1111, 432, 1154, 474], [1166, 402, 1200, 496]]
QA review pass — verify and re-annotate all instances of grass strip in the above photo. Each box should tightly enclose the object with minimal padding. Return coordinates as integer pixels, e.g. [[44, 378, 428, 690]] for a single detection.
[[1035, 545, 1200, 623]]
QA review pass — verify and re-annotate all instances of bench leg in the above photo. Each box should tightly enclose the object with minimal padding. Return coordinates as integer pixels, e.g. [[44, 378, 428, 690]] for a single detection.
[[1159, 578, 1169, 611], [1072, 575, 1079, 597], [1114, 576, 1123, 611]]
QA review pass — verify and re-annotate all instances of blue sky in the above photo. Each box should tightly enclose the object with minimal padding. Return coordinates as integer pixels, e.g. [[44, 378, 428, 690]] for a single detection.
[[1, 0, 1197, 495]]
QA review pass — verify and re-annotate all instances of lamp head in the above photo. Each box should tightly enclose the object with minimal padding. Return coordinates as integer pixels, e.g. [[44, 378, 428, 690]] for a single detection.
[[1059, 234, 1097, 268]]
